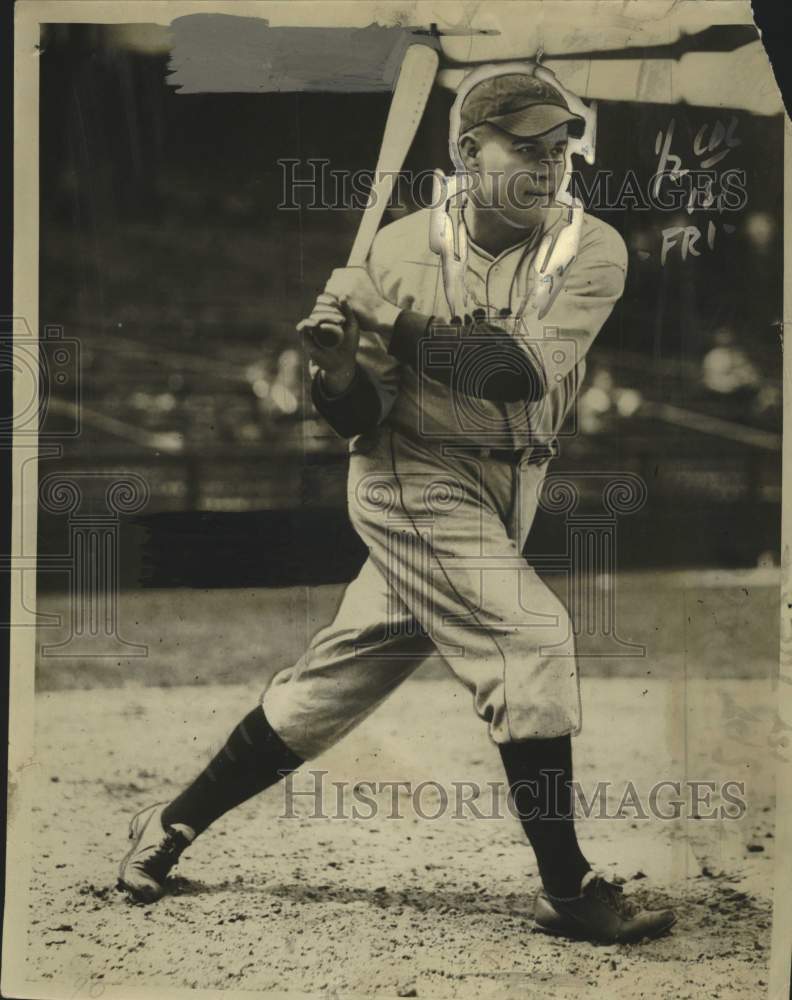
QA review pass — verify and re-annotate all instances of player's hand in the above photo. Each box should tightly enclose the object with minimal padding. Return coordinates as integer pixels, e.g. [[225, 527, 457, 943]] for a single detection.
[[297, 293, 348, 346], [324, 267, 400, 336], [297, 295, 360, 390]]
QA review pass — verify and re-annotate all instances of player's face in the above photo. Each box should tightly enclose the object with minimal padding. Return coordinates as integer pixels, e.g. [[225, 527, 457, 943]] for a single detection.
[[462, 123, 569, 223]]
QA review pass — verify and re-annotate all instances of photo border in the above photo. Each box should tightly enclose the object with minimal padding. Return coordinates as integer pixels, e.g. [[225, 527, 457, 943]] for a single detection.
[[5, 3, 791, 998]]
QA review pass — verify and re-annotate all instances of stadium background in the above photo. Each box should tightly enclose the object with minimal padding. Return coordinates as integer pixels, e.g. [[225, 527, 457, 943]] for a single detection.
[[37, 23, 782, 592]]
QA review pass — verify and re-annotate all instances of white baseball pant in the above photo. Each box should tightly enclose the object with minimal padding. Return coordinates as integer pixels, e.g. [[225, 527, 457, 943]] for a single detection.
[[262, 429, 581, 759]]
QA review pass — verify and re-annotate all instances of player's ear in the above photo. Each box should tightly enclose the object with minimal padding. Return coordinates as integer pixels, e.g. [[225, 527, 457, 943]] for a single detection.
[[458, 132, 481, 172]]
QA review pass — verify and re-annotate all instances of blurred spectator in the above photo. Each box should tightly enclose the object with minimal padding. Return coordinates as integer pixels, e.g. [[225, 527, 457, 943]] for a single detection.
[[744, 212, 777, 256], [578, 368, 644, 435], [579, 369, 615, 434], [266, 348, 305, 421], [246, 361, 272, 419], [752, 382, 781, 428], [701, 328, 760, 397], [698, 327, 783, 430]]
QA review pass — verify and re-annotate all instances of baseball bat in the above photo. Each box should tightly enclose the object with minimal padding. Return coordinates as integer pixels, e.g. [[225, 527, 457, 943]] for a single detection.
[[306, 43, 440, 347]]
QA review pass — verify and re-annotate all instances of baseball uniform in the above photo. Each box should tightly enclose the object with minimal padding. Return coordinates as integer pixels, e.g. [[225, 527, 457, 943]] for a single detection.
[[118, 70, 675, 944], [262, 200, 628, 759]]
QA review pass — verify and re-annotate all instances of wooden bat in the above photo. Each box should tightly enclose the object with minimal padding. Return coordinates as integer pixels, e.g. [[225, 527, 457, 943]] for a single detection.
[[306, 43, 439, 347]]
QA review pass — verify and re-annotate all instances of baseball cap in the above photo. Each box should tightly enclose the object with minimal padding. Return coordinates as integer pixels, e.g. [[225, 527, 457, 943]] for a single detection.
[[460, 72, 585, 139]]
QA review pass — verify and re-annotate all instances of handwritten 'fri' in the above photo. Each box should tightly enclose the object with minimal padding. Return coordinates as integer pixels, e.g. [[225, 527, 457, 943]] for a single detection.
[[655, 116, 742, 264]]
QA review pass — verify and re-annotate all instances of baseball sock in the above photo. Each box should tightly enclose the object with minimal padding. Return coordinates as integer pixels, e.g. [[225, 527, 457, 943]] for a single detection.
[[161, 706, 303, 836], [498, 735, 591, 899]]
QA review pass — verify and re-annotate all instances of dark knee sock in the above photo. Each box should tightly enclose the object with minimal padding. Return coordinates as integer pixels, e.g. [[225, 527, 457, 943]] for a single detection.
[[161, 706, 303, 836], [498, 735, 591, 899]]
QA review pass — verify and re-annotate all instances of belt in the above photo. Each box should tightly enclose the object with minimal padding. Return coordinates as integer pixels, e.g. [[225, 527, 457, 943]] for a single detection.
[[464, 441, 557, 465], [478, 447, 526, 462]]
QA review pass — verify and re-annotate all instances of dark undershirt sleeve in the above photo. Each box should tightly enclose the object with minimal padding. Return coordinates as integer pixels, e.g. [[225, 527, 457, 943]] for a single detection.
[[311, 363, 383, 439], [387, 309, 546, 404]]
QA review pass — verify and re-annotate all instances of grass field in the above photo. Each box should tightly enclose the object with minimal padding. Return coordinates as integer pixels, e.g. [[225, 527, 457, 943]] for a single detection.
[[34, 569, 781, 691]]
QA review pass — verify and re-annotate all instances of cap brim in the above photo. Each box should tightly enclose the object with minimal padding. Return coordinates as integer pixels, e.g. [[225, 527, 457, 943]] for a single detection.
[[488, 105, 586, 140]]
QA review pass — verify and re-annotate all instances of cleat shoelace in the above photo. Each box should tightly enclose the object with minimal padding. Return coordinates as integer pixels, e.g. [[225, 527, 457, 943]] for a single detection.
[[590, 877, 639, 920], [139, 830, 187, 881]]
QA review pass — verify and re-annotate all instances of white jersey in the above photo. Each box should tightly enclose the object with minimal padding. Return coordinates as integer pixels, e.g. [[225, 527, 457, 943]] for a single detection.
[[353, 202, 628, 451]]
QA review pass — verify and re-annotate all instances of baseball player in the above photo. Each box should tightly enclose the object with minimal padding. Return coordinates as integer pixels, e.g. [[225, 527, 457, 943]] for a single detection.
[[119, 66, 676, 945]]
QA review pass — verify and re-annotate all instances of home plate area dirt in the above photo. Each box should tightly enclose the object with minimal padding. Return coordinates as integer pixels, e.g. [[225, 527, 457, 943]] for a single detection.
[[28, 674, 774, 999]]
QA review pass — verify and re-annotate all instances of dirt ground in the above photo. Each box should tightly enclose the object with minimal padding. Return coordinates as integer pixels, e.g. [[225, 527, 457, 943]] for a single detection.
[[25, 668, 775, 999]]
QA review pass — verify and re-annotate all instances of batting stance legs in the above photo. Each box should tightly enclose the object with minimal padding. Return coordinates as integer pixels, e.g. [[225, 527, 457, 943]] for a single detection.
[[121, 432, 586, 882], [118, 432, 675, 942]]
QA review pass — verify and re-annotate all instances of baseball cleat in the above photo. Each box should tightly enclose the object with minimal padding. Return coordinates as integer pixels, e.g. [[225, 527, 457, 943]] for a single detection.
[[534, 872, 676, 944], [118, 803, 195, 903]]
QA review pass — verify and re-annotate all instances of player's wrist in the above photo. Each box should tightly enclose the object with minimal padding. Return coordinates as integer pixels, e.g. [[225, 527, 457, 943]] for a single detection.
[[320, 364, 357, 397], [373, 300, 401, 337]]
